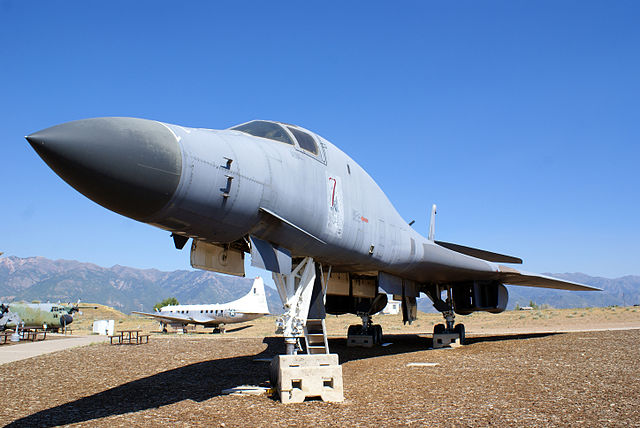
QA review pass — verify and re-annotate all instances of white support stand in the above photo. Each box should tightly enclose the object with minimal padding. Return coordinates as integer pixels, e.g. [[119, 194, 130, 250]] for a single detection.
[[271, 258, 343, 403], [271, 354, 344, 403], [432, 333, 460, 349]]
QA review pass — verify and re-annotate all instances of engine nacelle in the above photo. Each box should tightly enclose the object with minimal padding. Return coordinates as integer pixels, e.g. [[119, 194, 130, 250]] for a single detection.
[[452, 281, 508, 315]]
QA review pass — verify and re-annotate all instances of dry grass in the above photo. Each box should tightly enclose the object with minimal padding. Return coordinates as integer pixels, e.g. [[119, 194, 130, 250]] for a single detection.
[[71, 304, 640, 339]]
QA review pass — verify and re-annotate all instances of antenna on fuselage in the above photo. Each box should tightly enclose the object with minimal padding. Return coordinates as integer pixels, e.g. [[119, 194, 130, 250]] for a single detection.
[[428, 204, 437, 241]]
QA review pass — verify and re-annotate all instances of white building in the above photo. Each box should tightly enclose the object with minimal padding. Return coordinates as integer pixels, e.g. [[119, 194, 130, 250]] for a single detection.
[[381, 297, 401, 315], [92, 319, 115, 336]]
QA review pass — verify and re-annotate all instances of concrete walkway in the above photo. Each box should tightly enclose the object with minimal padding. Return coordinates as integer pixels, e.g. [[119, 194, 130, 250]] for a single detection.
[[0, 335, 109, 365]]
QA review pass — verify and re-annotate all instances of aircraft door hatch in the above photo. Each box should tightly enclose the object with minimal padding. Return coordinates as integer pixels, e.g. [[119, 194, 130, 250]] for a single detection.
[[190, 240, 245, 276]]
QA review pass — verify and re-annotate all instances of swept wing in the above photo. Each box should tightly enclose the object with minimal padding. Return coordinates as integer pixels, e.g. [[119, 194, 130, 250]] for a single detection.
[[131, 311, 219, 326]]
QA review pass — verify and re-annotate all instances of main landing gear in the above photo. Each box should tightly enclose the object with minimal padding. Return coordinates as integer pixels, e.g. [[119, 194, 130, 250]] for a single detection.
[[347, 313, 383, 347], [428, 285, 465, 348], [346, 292, 388, 347], [432, 308, 465, 347]]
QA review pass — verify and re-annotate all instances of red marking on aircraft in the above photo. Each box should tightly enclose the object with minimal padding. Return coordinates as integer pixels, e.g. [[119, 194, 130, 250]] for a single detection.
[[329, 177, 337, 207]]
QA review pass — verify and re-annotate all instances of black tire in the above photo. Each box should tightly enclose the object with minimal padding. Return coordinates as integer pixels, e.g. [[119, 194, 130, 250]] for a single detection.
[[376, 325, 383, 344], [434, 323, 445, 335], [454, 324, 466, 345], [347, 325, 361, 336]]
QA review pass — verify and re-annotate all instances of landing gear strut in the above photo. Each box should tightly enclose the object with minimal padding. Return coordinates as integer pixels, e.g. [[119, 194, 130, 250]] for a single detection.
[[271, 257, 344, 403], [347, 313, 383, 347]]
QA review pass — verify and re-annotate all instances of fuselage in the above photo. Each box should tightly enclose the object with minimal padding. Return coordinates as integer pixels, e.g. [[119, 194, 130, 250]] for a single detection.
[[1, 302, 75, 329], [26, 117, 498, 287], [155, 304, 263, 326], [148, 120, 497, 284]]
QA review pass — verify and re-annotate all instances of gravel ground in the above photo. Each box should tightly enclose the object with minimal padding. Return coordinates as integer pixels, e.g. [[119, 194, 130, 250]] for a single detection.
[[1, 329, 639, 427]]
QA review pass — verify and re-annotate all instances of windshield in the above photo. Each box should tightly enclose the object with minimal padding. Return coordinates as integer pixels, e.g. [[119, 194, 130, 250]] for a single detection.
[[231, 121, 294, 145], [287, 126, 318, 155]]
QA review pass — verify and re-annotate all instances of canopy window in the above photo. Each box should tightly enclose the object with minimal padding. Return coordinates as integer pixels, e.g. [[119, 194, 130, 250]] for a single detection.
[[232, 121, 294, 146]]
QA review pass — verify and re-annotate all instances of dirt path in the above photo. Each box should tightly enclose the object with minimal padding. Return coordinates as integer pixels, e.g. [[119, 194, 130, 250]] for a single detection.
[[0, 335, 108, 365]]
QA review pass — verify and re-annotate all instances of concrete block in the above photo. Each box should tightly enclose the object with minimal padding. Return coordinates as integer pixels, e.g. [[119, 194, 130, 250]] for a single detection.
[[347, 334, 374, 348], [271, 354, 344, 404], [432, 333, 460, 349]]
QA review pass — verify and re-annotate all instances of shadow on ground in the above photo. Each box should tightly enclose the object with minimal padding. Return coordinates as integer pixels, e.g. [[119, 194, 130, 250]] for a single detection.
[[5, 332, 559, 427]]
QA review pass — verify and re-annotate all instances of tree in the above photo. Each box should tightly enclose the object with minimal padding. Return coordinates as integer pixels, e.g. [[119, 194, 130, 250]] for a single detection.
[[154, 297, 179, 311]]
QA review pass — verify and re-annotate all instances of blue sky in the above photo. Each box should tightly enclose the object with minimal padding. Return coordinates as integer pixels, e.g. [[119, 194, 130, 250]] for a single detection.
[[1, 1, 638, 279]]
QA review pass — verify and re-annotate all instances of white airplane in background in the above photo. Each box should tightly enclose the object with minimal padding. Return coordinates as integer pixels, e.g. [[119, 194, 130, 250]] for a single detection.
[[133, 277, 270, 333]]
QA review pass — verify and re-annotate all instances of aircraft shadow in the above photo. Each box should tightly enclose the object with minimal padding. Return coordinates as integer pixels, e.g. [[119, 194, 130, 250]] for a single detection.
[[330, 331, 560, 364], [224, 325, 254, 333], [6, 332, 559, 427]]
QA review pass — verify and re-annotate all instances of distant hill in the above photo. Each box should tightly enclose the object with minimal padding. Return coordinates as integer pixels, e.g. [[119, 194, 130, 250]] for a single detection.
[[1, 256, 637, 314], [0, 256, 282, 314]]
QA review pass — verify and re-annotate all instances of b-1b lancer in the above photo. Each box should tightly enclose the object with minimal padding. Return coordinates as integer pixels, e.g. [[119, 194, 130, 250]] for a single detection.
[[132, 277, 269, 333], [26, 118, 599, 356]]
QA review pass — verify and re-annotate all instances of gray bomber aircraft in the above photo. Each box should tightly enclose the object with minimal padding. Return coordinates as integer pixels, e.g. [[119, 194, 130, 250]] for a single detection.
[[26, 117, 599, 354]]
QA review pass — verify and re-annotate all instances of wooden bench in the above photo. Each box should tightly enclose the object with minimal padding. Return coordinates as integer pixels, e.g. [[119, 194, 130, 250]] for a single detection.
[[0, 332, 12, 344], [137, 334, 150, 344]]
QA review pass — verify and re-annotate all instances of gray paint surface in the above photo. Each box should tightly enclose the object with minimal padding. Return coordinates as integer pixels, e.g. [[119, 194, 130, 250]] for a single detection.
[[26, 118, 599, 293]]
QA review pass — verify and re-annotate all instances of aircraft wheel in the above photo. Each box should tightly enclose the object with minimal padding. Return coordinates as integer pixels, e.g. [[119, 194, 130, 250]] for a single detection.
[[454, 324, 465, 345], [162, 326, 168, 333], [375, 325, 383, 344], [347, 325, 361, 336], [433, 323, 445, 335]]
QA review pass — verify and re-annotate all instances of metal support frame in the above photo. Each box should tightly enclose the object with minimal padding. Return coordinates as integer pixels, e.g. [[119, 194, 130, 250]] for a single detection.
[[358, 313, 372, 333], [273, 257, 318, 355], [443, 285, 455, 332]]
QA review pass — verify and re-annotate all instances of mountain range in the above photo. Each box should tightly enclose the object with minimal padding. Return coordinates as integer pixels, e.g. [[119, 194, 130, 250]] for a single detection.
[[1, 256, 638, 314], [0, 256, 282, 314]]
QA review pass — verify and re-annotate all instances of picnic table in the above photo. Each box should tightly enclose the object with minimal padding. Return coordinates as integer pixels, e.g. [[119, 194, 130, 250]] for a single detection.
[[109, 329, 150, 345], [20, 328, 47, 342], [0, 331, 12, 344]]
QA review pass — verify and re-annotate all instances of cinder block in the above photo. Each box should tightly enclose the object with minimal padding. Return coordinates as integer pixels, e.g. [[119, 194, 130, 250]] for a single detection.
[[347, 334, 374, 348], [432, 333, 460, 349], [271, 354, 344, 403]]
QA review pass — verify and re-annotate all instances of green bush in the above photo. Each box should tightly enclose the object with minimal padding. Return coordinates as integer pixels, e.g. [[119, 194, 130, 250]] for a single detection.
[[154, 297, 179, 311]]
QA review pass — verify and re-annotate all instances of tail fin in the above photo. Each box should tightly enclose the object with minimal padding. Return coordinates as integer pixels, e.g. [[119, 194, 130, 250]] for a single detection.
[[233, 277, 270, 314], [428, 204, 436, 241]]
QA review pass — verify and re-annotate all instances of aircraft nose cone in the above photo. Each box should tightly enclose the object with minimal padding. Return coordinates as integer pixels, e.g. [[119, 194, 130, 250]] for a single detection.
[[60, 314, 74, 326], [26, 117, 182, 221]]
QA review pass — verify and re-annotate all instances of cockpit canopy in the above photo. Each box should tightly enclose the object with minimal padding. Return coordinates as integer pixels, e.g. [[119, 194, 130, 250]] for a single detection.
[[231, 120, 319, 155]]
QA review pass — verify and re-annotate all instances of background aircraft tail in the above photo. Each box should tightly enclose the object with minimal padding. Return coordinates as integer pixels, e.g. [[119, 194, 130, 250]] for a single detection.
[[232, 277, 270, 314]]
